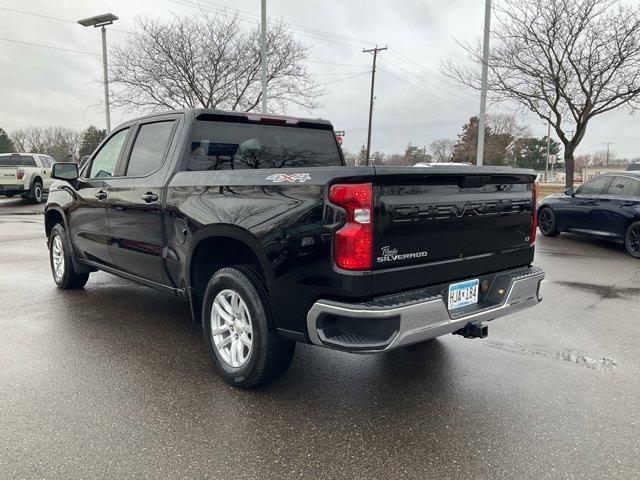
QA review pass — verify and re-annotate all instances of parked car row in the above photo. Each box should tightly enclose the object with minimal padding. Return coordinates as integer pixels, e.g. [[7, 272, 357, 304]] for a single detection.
[[537, 172, 640, 258], [0, 153, 56, 203]]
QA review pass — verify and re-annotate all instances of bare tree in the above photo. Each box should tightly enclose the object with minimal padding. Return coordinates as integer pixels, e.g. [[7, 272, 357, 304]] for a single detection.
[[444, 0, 640, 187], [429, 138, 456, 162], [110, 14, 322, 113], [10, 127, 81, 162]]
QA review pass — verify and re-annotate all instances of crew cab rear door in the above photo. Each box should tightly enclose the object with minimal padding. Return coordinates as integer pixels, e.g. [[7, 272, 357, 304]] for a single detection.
[[106, 116, 181, 285]]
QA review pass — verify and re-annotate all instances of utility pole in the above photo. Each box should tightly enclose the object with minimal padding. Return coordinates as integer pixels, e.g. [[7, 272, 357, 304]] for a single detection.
[[476, 0, 492, 166], [260, 0, 268, 113], [363, 45, 387, 166], [544, 113, 551, 182], [603, 142, 613, 165]]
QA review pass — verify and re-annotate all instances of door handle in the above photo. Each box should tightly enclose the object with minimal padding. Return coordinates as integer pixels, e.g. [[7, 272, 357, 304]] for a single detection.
[[141, 192, 158, 203], [95, 190, 108, 200]]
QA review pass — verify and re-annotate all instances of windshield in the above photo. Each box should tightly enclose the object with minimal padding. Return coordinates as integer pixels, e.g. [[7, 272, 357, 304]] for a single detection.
[[188, 120, 342, 171]]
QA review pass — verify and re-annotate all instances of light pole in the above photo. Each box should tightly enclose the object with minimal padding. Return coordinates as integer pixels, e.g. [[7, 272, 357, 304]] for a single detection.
[[261, 0, 267, 113], [476, 0, 492, 166], [78, 13, 119, 133]]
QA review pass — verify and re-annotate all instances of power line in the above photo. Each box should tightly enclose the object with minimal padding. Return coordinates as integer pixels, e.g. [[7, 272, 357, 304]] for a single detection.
[[308, 60, 370, 68], [378, 58, 477, 104], [0, 6, 133, 34], [194, 0, 377, 46], [169, 0, 373, 49], [320, 72, 369, 86], [0, 36, 99, 56], [377, 67, 473, 112]]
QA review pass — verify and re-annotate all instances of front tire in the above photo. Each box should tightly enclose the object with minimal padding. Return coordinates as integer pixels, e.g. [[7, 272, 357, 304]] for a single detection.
[[49, 224, 90, 289], [625, 221, 640, 259], [202, 266, 295, 389], [538, 207, 560, 237]]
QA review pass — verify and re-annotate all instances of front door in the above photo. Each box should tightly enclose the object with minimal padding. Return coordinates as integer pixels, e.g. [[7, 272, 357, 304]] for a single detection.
[[107, 120, 177, 284], [564, 176, 612, 233], [67, 127, 131, 266]]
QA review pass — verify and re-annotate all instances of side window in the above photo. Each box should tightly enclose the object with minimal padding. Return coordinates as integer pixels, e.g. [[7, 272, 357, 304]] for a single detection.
[[605, 176, 640, 196], [20, 156, 36, 167], [577, 176, 610, 195], [87, 128, 129, 179], [40, 156, 50, 168], [125, 121, 174, 177]]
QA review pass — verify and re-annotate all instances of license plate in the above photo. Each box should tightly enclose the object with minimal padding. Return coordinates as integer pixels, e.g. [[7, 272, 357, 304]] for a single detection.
[[448, 278, 479, 310]]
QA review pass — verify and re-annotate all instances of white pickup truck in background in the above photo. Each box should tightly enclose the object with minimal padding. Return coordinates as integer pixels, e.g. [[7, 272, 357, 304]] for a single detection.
[[0, 153, 55, 204]]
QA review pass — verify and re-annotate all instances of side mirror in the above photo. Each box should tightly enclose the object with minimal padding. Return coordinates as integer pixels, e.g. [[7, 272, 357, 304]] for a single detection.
[[564, 187, 575, 197], [51, 162, 79, 181]]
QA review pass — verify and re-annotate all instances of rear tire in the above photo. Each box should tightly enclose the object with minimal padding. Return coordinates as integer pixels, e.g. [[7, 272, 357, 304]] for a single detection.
[[49, 224, 90, 289], [538, 207, 560, 237], [29, 180, 43, 204], [202, 266, 295, 389], [624, 221, 640, 259], [5, 193, 15, 198]]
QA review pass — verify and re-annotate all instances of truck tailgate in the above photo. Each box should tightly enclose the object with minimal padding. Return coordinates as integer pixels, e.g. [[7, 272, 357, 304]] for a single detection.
[[371, 167, 536, 296]]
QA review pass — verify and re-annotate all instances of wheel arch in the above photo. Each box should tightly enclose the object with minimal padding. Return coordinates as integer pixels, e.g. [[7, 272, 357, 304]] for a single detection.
[[185, 225, 275, 325], [44, 205, 68, 239], [29, 174, 43, 190]]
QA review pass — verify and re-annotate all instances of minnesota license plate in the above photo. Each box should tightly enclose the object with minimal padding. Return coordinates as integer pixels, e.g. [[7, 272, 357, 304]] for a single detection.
[[448, 279, 479, 310]]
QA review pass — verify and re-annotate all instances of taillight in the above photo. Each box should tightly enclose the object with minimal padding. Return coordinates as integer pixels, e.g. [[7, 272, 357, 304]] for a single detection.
[[329, 183, 373, 270], [16, 169, 25, 181], [531, 182, 539, 244]]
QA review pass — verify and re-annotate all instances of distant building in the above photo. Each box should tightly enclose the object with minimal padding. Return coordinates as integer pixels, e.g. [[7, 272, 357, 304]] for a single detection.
[[584, 164, 629, 180], [627, 163, 640, 171]]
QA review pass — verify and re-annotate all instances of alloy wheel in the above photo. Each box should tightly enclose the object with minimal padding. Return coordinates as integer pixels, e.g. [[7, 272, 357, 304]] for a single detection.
[[210, 289, 253, 368], [51, 235, 65, 280], [539, 209, 553, 234], [628, 223, 640, 256]]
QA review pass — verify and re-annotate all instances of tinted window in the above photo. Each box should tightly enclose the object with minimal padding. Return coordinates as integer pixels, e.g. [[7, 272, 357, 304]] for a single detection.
[[126, 121, 174, 177], [188, 121, 342, 171], [605, 176, 640, 196], [0, 156, 18, 166], [40, 156, 50, 168], [20, 156, 36, 167], [577, 176, 611, 195], [88, 128, 129, 179]]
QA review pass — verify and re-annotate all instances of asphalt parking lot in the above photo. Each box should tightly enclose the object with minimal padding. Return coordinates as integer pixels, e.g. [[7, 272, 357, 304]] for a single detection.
[[1, 202, 639, 479]]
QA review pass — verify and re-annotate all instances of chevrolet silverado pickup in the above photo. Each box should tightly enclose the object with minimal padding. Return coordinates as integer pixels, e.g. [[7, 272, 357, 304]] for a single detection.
[[44, 109, 544, 388]]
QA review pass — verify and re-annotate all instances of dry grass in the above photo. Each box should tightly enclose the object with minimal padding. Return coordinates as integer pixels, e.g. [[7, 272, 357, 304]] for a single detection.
[[538, 183, 567, 198]]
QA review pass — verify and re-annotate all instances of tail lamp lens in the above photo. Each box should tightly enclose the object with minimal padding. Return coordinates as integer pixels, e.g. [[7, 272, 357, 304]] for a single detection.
[[531, 181, 539, 244], [16, 169, 25, 181], [329, 183, 373, 270]]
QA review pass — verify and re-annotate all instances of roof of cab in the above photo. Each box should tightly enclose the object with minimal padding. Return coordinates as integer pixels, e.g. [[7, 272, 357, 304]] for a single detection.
[[118, 108, 334, 128]]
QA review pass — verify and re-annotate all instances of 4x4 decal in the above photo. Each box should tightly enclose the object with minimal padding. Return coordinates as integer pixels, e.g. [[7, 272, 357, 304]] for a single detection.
[[266, 173, 311, 183]]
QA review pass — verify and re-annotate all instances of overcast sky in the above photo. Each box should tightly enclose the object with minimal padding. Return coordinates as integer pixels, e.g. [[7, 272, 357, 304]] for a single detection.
[[2, 0, 640, 159]]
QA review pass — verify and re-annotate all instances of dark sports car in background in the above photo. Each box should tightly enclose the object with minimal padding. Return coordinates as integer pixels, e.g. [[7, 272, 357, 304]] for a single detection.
[[537, 172, 640, 258]]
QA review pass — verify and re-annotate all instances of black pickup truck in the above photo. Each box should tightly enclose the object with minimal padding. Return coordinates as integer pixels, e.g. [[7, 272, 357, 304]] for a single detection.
[[45, 109, 544, 388]]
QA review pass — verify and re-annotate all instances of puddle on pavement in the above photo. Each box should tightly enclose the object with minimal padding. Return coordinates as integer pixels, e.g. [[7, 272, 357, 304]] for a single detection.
[[485, 340, 618, 370], [555, 280, 640, 300]]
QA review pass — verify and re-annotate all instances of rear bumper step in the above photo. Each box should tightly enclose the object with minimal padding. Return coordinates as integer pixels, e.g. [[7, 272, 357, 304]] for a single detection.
[[306, 266, 544, 353]]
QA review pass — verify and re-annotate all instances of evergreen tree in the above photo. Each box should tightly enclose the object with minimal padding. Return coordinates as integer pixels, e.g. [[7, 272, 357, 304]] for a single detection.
[[0, 128, 15, 153], [78, 126, 106, 159]]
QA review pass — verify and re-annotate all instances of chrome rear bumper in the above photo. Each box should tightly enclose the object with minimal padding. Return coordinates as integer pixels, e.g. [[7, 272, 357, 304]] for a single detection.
[[306, 266, 545, 353]]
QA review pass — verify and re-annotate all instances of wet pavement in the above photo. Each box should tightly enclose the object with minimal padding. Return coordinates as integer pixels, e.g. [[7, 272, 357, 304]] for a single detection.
[[1, 213, 639, 479]]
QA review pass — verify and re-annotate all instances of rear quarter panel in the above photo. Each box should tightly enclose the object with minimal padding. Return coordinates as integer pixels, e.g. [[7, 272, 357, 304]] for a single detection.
[[165, 167, 374, 333]]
